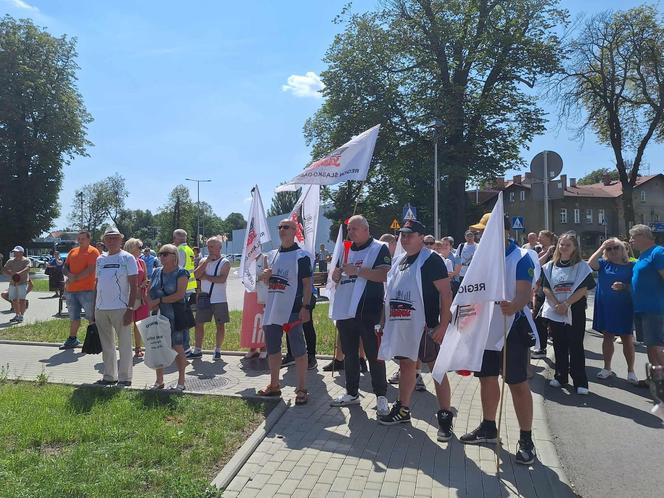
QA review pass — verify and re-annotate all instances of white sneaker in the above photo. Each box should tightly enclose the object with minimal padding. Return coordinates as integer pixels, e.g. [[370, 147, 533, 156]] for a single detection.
[[376, 396, 389, 416], [330, 393, 360, 407], [596, 369, 615, 379], [549, 379, 562, 388], [388, 369, 400, 385], [576, 387, 589, 395], [627, 372, 639, 385]]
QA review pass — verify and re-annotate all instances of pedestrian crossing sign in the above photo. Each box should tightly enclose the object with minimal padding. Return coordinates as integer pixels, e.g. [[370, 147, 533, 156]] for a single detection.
[[512, 216, 524, 230], [403, 204, 417, 221], [390, 219, 401, 230]]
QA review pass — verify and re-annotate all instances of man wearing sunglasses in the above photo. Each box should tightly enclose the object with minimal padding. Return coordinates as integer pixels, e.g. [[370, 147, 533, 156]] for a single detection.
[[257, 219, 313, 405]]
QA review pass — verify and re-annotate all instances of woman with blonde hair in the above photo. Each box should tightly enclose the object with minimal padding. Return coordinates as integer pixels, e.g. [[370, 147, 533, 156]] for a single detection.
[[588, 238, 637, 383], [542, 232, 596, 394], [124, 238, 149, 357]]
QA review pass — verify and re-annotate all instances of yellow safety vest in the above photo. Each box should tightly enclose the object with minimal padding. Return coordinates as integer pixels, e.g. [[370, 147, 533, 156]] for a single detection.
[[178, 243, 197, 291]]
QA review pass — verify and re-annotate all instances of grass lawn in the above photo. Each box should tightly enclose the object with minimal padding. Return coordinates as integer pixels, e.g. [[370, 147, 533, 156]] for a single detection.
[[0, 381, 267, 497], [0, 305, 339, 355], [29, 279, 50, 292]]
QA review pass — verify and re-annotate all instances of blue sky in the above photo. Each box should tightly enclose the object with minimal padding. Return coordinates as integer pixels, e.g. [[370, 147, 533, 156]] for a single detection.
[[2, 0, 663, 231]]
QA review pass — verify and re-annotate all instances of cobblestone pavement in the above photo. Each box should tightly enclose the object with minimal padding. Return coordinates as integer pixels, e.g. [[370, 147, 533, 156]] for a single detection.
[[0, 341, 574, 497]]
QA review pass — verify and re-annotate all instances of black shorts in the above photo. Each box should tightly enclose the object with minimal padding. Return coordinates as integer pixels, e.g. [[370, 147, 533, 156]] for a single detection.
[[474, 317, 530, 385]]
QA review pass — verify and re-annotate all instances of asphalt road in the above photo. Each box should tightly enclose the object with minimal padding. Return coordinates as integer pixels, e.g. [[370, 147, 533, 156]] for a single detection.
[[541, 295, 664, 498]]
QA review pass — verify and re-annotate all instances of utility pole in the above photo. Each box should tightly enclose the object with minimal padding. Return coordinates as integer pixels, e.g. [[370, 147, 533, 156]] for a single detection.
[[77, 192, 84, 230], [185, 178, 212, 246], [429, 119, 444, 239]]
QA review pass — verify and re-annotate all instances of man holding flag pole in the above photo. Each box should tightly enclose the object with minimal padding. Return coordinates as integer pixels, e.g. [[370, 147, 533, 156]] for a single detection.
[[432, 193, 540, 465]]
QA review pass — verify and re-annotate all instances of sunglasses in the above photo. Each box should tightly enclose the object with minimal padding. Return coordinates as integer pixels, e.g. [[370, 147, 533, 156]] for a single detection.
[[606, 246, 621, 252], [278, 225, 292, 230], [158, 252, 175, 257]]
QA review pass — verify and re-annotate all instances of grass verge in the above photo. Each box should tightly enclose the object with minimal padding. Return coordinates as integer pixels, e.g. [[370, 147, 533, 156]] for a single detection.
[[0, 306, 339, 354], [0, 381, 267, 497]]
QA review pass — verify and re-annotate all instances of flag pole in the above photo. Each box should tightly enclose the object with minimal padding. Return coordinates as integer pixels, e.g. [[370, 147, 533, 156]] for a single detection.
[[496, 315, 508, 475]]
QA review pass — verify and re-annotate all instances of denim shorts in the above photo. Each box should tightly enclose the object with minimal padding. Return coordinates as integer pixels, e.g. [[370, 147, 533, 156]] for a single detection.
[[8, 284, 28, 300], [171, 329, 185, 347], [65, 290, 94, 321], [635, 313, 664, 347], [264, 313, 307, 357]]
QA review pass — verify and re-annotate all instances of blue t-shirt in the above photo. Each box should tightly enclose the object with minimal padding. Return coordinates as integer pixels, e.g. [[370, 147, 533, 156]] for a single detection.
[[149, 267, 189, 324], [506, 240, 535, 283], [141, 254, 159, 277], [632, 245, 664, 314]]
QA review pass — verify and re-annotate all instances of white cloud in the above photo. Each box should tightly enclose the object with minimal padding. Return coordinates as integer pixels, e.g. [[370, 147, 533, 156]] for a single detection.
[[282, 71, 324, 98], [6, 0, 39, 11]]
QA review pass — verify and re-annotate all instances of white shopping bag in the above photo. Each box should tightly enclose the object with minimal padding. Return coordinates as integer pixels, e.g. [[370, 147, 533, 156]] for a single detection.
[[137, 311, 177, 370]]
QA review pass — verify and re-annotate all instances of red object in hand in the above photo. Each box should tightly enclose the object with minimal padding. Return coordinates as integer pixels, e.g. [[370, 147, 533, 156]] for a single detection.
[[343, 240, 353, 264], [457, 370, 472, 377], [283, 320, 303, 333], [11, 274, 20, 283]]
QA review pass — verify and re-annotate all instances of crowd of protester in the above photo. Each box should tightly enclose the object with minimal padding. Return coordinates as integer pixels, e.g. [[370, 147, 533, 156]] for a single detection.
[[2, 215, 663, 465]]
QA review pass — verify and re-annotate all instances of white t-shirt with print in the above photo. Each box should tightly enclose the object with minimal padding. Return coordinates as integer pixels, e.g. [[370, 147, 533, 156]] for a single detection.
[[200, 257, 230, 304], [95, 250, 138, 310]]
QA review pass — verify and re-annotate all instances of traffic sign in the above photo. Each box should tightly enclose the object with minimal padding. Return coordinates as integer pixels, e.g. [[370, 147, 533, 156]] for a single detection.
[[530, 150, 563, 181], [390, 219, 401, 230], [512, 216, 525, 231], [402, 203, 417, 221]]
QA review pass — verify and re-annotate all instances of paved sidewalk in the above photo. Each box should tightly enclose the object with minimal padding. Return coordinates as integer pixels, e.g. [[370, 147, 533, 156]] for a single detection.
[[0, 340, 573, 497]]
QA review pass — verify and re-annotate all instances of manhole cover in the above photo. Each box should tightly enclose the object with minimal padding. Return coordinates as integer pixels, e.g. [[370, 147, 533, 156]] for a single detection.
[[179, 374, 236, 393]]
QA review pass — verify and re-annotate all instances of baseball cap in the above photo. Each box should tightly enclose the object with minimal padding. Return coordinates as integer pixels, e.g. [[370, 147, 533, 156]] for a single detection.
[[399, 219, 426, 234], [12, 245, 25, 253], [470, 213, 490, 231], [103, 227, 123, 237]]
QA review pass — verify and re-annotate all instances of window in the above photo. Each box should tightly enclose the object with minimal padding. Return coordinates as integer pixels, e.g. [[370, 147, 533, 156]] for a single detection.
[[640, 190, 646, 203], [560, 208, 568, 224], [585, 208, 593, 224], [598, 209, 605, 225], [509, 191, 515, 202], [519, 190, 525, 201], [574, 208, 580, 224]]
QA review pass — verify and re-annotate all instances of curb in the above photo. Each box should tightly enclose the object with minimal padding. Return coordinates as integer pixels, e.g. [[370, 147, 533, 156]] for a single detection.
[[211, 398, 290, 490]]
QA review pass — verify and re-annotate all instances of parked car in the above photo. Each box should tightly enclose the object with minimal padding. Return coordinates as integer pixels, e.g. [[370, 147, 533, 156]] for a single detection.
[[28, 256, 46, 269]]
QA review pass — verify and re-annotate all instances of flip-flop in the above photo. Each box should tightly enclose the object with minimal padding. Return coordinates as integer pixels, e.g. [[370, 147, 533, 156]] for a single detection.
[[150, 383, 164, 390], [257, 385, 282, 397]]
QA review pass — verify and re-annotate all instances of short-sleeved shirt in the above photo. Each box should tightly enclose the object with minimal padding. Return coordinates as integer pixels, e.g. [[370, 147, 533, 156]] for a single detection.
[[149, 267, 189, 327], [347, 239, 392, 318], [140, 253, 159, 277], [457, 242, 477, 277], [399, 251, 448, 328], [3, 257, 31, 285], [65, 246, 100, 292], [95, 250, 139, 310], [632, 245, 664, 314]]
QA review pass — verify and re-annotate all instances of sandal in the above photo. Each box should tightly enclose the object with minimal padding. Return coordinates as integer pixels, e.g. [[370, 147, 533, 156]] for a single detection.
[[172, 384, 185, 392], [134, 347, 144, 358], [150, 383, 164, 390], [257, 384, 282, 397], [295, 388, 309, 405]]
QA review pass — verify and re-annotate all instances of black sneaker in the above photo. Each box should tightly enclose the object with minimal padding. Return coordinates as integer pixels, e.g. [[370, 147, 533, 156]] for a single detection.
[[308, 356, 318, 370], [59, 337, 80, 350], [378, 401, 411, 426], [531, 349, 547, 359], [359, 357, 368, 373], [515, 439, 536, 465], [117, 381, 132, 387], [281, 355, 295, 368], [322, 359, 344, 372], [460, 422, 498, 444], [93, 379, 117, 386], [188, 350, 203, 359], [436, 409, 454, 442]]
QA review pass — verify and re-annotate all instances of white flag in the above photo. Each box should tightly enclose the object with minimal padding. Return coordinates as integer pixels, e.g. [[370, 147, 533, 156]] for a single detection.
[[432, 192, 506, 382], [326, 224, 344, 318], [289, 184, 320, 257], [239, 186, 271, 292], [284, 124, 380, 186]]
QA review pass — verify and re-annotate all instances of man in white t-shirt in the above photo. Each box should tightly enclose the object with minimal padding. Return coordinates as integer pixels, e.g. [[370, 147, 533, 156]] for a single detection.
[[456, 230, 478, 281], [190, 236, 231, 361], [92, 227, 138, 386]]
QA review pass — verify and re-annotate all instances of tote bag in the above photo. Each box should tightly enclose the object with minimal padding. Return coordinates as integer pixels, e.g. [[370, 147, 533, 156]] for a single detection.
[[137, 311, 177, 369]]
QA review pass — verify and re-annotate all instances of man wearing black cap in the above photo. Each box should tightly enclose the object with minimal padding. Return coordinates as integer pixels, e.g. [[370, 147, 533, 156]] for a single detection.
[[377, 220, 454, 440], [329, 215, 391, 416]]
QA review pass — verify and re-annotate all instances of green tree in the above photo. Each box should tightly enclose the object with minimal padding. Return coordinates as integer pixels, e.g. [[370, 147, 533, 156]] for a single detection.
[[305, 0, 565, 240], [267, 185, 300, 217], [69, 174, 128, 240], [0, 16, 92, 253], [558, 6, 664, 232], [222, 212, 247, 240], [577, 167, 620, 186], [155, 185, 195, 244]]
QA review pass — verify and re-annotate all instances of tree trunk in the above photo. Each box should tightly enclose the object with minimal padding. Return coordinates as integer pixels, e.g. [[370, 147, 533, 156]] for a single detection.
[[620, 182, 635, 237]]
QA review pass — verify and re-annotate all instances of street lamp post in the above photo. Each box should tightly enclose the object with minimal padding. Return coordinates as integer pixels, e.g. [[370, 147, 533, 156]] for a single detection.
[[185, 178, 212, 246], [77, 192, 84, 230], [429, 119, 444, 239]]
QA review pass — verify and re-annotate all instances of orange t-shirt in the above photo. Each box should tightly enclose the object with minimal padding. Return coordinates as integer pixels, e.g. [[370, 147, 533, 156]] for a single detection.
[[65, 246, 100, 292]]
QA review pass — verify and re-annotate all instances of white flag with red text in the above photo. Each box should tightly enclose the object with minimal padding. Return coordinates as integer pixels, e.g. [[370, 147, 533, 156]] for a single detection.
[[240, 186, 271, 292], [289, 184, 320, 258], [432, 192, 506, 381]]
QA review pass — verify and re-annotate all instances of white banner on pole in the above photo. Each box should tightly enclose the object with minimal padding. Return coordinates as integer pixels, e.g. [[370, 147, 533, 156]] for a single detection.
[[326, 224, 344, 318], [239, 186, 271, 292], [289, 184, 320, 258]]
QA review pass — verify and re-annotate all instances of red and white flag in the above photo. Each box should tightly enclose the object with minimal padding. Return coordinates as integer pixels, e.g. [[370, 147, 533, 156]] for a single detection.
[[289, 184, 320, 258], [240, 186, 271, 292], [280, 124, 380, 187]]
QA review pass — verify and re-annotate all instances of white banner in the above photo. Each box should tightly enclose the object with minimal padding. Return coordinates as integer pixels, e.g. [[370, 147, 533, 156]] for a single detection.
[[239, 186, 271, 292], [326, 224, 344, 318], [432, 192, 506, 381], [289, 184, 320, 258], [285, 124, 380, 186]]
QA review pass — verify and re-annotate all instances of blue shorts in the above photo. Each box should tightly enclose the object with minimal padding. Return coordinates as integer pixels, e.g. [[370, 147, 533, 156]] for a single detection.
[[264, 313, 307, 358], [171, 329, 185, 347], [635, 313, 664, 347], [65, 290, 94, 321]]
